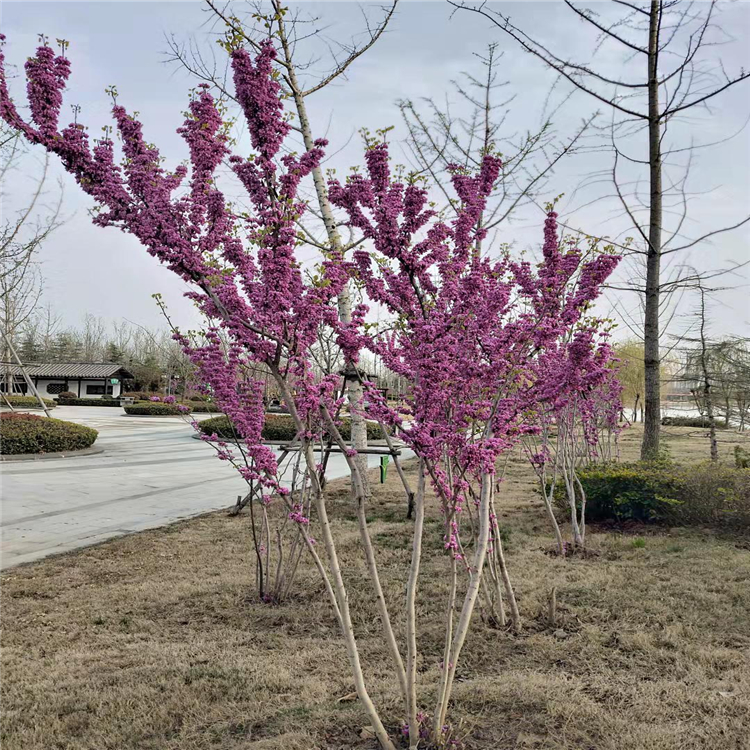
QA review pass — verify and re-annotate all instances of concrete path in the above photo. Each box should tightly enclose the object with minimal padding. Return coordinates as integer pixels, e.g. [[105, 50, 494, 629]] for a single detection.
[[0, 406, 399, 569]]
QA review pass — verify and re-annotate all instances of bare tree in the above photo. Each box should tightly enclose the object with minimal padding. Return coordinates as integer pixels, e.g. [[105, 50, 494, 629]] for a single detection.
[[670, 282, 722, 459], [400, 43, 593, 244], [675, 328, 750, 434], [0, 125, 63, 285], [709, 338, 750, 431], [450, 0, 750, 460], [1, 123, 64, 393], [695, 285, 719, 460]]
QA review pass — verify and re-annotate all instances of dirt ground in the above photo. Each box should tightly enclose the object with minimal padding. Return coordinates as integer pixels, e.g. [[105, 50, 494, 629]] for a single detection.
[[2, 425, 749, 750]]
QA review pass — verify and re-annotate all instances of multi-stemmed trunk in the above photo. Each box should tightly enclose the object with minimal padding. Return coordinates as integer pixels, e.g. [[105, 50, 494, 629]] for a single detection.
[[272, 370, 397, 750], [433, 470, 493, 739]]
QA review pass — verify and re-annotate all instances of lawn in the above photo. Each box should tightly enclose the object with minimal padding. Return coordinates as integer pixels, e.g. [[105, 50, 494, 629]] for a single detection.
[[2, 425, 750, 749]]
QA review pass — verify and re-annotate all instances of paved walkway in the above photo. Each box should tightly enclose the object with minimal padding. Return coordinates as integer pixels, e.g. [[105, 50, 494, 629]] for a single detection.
[[0, 406, 396, 569]]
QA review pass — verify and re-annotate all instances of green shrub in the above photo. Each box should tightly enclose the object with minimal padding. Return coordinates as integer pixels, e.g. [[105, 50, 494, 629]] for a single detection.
[[553, 461, 683, 523], [0, 412, 98, 454], [661, 415, 726, 428], [188, 401, 222, 413], [675, 462, 750, 529], [58, 391, 77, 399], [124, 402, 190, 416], [735, 445, 750, 469], [122, 391, 165, 401], [556, 460, 750, 529], [198, 414, 294, 441], [58, 398, 124, 407], [1, 395, 56, 409], [198, 414, 384, 442]]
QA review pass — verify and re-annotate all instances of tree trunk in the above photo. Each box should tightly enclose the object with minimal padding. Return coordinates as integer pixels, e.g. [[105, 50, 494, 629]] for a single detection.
[[434, 470, 493, 736], [405, 461, 426, 748], [276, 17, 370, 497], [724, 396, 731, 429], [2, 330, 51, 416], [641, 0, 663, 461], [698, 289, 719, 462]]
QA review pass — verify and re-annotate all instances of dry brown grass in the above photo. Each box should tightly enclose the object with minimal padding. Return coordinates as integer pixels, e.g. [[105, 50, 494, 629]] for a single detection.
[[2, 425, 750, 749]]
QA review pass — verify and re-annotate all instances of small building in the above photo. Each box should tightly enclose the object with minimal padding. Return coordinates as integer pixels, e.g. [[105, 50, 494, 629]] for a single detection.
[[0, 363, 134, 399]]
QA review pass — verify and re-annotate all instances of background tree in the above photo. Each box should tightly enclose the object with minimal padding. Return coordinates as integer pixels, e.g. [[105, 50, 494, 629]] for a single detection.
[[613, 338, 645, 422], [168, 0, 400, 493], [451, 0, 750, 459], [103, 341, 125, 363], [1, 122, 63, 391], [400, 42, 593, 238], [672, 284, 721, 459]]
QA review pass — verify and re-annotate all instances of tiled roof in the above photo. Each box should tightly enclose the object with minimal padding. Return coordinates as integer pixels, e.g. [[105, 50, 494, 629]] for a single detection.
[[1, 363, 134, 379]]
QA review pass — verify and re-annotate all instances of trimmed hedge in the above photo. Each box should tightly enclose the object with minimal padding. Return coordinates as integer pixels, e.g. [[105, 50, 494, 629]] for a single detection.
[[124, 401, 190, 416], [553, 462, 682, 523], [122, 391, 165, 401], [57, 398, 124, 407], [1, 395, 56, 409], [198, 413, 384, 442], [58, 391, 77, 399], [0, 412, 98, 455], [188, 402, 222, 413], [553, 460, 750, 528], [661, 415, 726, 428]]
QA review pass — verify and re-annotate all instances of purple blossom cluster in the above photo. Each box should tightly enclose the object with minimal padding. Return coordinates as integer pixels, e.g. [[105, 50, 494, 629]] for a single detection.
[[0, 37, 351, 497], [330, 143, 620, 555]]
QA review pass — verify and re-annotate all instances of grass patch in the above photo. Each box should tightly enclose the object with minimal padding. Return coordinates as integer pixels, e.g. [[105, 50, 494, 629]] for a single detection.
[[2, 425, 750, 748]]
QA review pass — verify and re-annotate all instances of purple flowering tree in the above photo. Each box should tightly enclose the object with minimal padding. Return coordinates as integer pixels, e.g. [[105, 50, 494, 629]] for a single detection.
[[0, 35, 621, 749], [525, 332, 623, 554], [0, 35, 363, 603], [0, 35, 418, 748]]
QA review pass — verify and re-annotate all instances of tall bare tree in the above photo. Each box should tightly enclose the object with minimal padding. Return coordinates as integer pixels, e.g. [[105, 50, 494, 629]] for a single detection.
[[1, 123, 63, 392], [451, 0, 750, 459], [400, 42, 593, 244]]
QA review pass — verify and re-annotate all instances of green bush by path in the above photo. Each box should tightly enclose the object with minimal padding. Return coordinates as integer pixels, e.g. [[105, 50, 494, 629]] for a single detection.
[[661, 415, 726, 428], [1, 395, 56, 409], [124, 402, 190, 416], [57, 398, 124, 407], [198, 414, 296, 441], [122, 391, 165, 401], [187, 402, 222, 413], [198, 414, 384, 442], [553, 460, 750, 529], [0, 412, 98, 455]]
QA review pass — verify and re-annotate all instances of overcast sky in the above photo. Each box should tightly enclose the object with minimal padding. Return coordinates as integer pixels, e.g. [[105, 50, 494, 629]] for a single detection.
[[2, 0, 749, 343]]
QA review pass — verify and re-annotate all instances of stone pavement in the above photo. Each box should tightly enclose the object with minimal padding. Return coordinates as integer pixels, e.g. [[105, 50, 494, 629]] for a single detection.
[[0, 406, 396, 569]]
